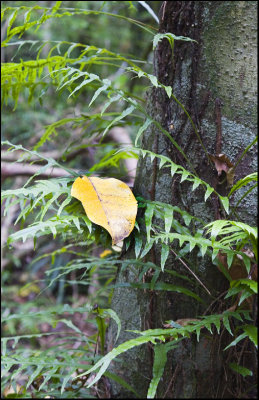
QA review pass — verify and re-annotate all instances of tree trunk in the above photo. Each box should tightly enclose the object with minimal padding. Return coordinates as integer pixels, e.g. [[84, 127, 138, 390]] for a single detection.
[[107, 1, 257, 398]]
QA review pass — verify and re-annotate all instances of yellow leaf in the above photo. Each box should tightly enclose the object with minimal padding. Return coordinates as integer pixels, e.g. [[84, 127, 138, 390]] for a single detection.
[[99, 249, 112, 258], [71, 176, 138, 244]]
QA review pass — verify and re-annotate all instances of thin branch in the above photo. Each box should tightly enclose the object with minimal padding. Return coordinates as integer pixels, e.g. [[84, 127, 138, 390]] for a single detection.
[[1, 161, 77, 178], [170, 248, 211, 296], [1, 147, 87, 162]]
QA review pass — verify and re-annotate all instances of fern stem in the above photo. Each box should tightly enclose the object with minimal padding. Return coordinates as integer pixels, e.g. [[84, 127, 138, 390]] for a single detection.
[[233, 135, 257, 171], [233, 184, 258, 212]]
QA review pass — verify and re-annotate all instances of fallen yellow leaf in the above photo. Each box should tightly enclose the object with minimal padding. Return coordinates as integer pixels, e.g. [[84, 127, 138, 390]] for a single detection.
[[71, 176, 138, 244]]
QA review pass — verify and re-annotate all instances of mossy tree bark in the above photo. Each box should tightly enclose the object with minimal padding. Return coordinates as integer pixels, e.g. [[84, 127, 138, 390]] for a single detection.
[[107, 1, 257, 398]]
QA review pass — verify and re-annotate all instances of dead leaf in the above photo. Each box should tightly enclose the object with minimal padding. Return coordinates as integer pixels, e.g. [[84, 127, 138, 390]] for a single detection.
[[71, 176, 137, 244], [3, 384, 21, 397], [209, 153, 234, 176], [217, 249, 256, 281], [209, 153, 235, 187], [217, 250, 257, 310], [163, 318, 202, 328], [175, 318, 202, 327]]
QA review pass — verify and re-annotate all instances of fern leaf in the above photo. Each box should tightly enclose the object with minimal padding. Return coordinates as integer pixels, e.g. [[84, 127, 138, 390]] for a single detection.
[[1, 140, 77, 176], [222, 314, 233, 336], [89, 79, 111, 107], [229, 363, 253, 377], [101, 93, 121, 115], [33, 116, 84, 151], [192, 178, 202, 191], [135, 118, 153, 146], [68, 73, 99, 98], [134, 232, 143, 258], [164, 208, 173, 233], [145, 203, 155, 242], [76, 335, 162, 387], [204, 185, 214, 201], [152, 32, 196, 51], [224, 332, 247, 350], [243, 325, 257, 348], [219, 195, 229, 214], [228, 172, 257, 197], [102, 105, 135, 137], [6, 215, 82, 245], [134, 148, 228, 205], [160, 243, 169, 272], [147, 343, 169, 398]]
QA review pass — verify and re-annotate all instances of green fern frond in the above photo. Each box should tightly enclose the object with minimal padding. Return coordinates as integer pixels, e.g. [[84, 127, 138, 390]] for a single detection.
[[204, 220, 257, 261], [32, 116, 84, 151], [205, 220, 257, 241], [229, 363, 253, 377], [147, 341, 180, 398], [225, 325, 257, 350], [1, 140, 77, 178], [6, 215, 81, 245], [133, 148, 229, 213], [153, 32, 197, 51], [142, 230, 253, 275], [228, 172, 257, 198], [74, 309, 249, 390], [2, 4, 156, 48], [76, 334, 164, 387], [1, 177, 73, 224], [225, 279, 257, 306], [138, 310, 251, 343], [2, 351, 94, 394], [89, 149, 138, 173], [2, 37, 145, 107], [140, 198, 204, 231]]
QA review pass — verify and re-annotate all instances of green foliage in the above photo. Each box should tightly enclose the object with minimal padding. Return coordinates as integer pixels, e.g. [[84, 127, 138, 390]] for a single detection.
[[147, 341, 178, 398], [76, 334, 164, 386], [71, 309, 252, 393], [152, 32, 197, 51], [228, 172, 257, 198], [135, 148, 229, 212], [1, 1, 257, 398], [229, 363, 253, 378]]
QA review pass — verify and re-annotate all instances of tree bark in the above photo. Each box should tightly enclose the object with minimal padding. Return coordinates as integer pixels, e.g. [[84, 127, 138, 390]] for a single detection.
[[107, 1, 257, 398]]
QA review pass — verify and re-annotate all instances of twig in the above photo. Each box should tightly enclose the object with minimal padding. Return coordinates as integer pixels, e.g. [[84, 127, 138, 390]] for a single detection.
[[163, 363, 180, 398], [1, 161, 76, 178], [1, 147, 87, 162], [161, 1, 167, 23], [170, 248, 211, 295], [202, 290, 228, 316]]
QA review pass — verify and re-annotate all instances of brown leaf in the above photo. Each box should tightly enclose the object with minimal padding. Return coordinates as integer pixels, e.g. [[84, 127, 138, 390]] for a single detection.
[[209, 153, 234, 175], [217, 250, 256, 281], [217, 250, 257, 311], [175, 318, 201, 327]]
